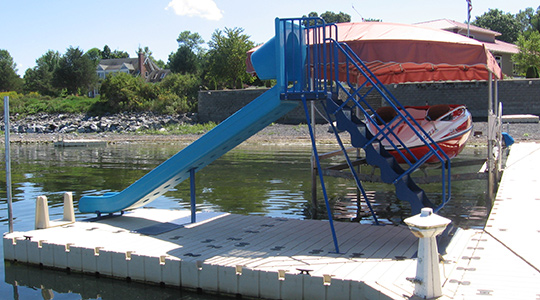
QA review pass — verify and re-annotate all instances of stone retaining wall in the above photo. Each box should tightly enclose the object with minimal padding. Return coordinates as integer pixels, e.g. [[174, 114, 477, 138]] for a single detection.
[[198, 89, 327, 124], [198, 79, 540, 123], [388, 78, 540, 119]]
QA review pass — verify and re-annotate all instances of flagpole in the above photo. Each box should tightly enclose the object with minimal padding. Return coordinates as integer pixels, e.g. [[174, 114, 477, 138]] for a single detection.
[[467, 0, 472, 37]]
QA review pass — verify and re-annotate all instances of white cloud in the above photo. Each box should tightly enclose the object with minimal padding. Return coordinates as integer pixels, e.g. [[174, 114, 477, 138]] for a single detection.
[[166, 0, 223, 21]]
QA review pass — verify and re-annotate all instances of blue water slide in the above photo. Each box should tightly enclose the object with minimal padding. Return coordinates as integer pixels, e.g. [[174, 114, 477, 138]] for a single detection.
[[78, 87, 298, 213], [79, 18, 305, 214]]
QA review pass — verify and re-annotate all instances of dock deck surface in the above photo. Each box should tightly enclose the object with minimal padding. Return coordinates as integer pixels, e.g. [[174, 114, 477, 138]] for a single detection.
[[442, 142, 540, 299], [4, 142, 540, 299]]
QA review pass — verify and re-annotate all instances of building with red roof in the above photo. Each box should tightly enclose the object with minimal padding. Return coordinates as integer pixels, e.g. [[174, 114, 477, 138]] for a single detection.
[[415, 19, 519, 77]]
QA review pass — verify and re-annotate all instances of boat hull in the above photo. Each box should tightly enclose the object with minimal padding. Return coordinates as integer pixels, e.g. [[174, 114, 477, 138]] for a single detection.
[[387, 127, 472, 163], [366, 105, 473, 164]]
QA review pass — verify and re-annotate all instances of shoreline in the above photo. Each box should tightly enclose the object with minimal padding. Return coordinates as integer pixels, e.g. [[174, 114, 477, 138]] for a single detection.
[[2, 122, 540, 146]]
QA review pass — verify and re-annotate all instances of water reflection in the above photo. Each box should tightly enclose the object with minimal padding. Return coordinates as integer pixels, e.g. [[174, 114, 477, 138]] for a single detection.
[[4, 261, 223, 300]]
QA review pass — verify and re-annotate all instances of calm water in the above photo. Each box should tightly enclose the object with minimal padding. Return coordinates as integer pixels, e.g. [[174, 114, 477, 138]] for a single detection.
[[0, 142, 489, 299]]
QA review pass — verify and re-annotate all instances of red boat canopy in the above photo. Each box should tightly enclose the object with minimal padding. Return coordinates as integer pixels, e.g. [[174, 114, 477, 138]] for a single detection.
[[247, 22, 502, 84]]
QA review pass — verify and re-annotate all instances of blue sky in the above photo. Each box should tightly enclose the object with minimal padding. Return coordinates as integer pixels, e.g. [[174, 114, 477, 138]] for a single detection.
[[1, 0, 538, 75]]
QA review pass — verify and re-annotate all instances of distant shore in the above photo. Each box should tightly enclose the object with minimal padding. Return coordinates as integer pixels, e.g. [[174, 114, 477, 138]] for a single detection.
[[3, 121, 540, 146]]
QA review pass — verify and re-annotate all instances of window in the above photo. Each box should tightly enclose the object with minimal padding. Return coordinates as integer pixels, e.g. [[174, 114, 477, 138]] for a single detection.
[[513, 62, 519, 76], [494, 55, 502, 69]]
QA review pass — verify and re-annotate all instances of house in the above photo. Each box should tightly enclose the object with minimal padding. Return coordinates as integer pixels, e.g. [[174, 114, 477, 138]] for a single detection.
[[415, 19, 519, 77], [96, 51, 171, 83]]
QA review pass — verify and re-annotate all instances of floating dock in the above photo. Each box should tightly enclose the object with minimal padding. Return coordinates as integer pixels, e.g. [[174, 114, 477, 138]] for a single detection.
[[54, 139, 107, 147], [440, 142, 540, 299], [4, 143, 540, 299], [3, 209, 420, 299], [501, 114, 539, 123]]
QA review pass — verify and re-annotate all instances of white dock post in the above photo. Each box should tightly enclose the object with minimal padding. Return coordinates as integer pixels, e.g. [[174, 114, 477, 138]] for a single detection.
[[35, 195, 50, 229], [404, 208, 451, 299], [63, 192, 75, 222]]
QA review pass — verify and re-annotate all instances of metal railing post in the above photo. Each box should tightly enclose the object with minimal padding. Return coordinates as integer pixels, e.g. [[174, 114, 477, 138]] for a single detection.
[[4, 96, 14, 233]]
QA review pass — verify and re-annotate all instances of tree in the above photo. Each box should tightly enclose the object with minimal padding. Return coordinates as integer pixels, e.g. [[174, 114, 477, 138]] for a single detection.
[[169, 31, 206, 74], [102, 45, 112, 59], [516, 7, 536, 33], [100, 72, 146, 110], [168, 45, 198, 74], [512, 30, 540, 75], [205, 27, 255, 89], [302, 11, 351, 25], [526, 7, 540, 36], [85, 47, 102, 66], [159, 72, 200, 101], [177, 31, 205, 54], [136, 46, 164, 69], [53, 47, 98, 95], [472, 9, 521, 43], [320, 11, 351, 23], [100, 45, 129, 59], [155, 59, 166, 69], [111, 49, 129, 59], [23, 50, 61, 96], [0, 49, 23, 92]]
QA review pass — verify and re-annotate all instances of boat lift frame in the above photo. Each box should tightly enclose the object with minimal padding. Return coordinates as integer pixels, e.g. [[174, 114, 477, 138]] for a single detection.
[[310, 68, 503, 219]]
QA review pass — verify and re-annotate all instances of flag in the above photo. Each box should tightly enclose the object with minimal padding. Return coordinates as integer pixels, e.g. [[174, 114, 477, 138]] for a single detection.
[[467, 0, 472, 23]]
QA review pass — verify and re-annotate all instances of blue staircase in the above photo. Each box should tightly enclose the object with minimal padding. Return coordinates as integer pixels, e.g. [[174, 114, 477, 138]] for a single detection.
[[276, 17, 452, 215]]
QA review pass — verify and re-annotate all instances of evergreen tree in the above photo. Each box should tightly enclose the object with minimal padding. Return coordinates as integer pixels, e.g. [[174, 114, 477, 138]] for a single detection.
[[53, 47, 98, 95], [0, 49, 23, 92]]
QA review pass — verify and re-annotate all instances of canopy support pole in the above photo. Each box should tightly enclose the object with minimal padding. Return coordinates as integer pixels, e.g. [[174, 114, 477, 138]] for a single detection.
[[310, 101, 318, 219], [190, 168, 196, 223], [487, 71, 500, 203]]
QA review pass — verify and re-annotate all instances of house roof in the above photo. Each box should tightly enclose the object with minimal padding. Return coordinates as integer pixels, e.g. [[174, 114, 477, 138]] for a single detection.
[[147, 69, 172, 83], [483, 39, 520, 54], [414, 19, 519, 55], [97, 55, 171, 82], [98, 58, 140, 72], [415, 19, 501, 37]]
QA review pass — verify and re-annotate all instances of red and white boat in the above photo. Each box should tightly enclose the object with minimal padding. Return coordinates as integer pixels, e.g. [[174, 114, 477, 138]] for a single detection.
[[366, 104, 473, 163]]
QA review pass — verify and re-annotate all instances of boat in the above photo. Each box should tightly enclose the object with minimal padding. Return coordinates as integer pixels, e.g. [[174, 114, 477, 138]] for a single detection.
[[365, 104, 473, 163]]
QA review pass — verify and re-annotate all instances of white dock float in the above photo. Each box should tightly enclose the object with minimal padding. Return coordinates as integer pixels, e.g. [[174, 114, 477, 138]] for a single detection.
[[4, 209, 421, 299]]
